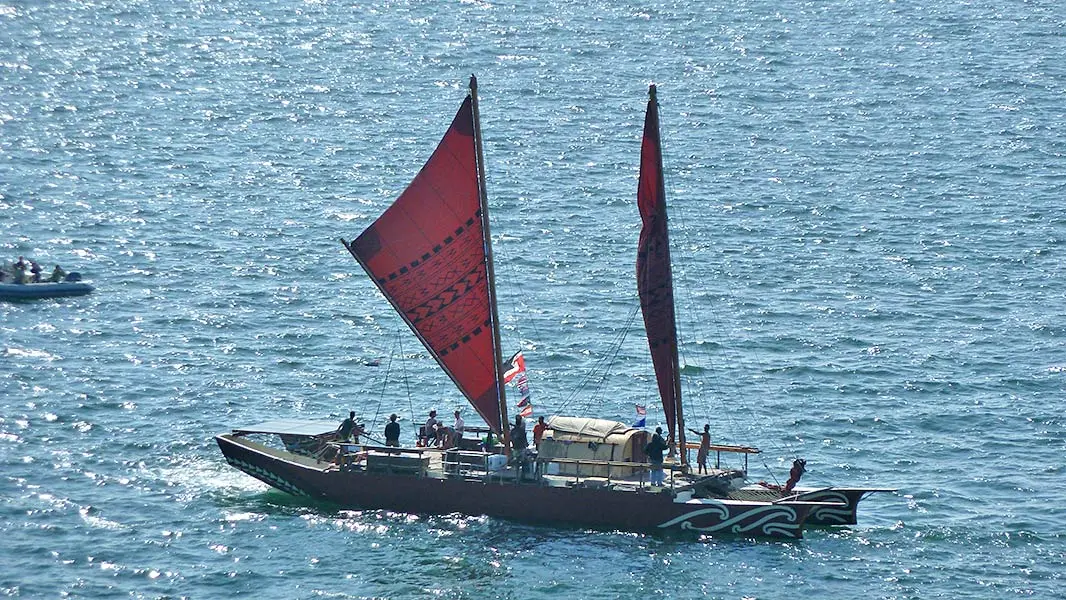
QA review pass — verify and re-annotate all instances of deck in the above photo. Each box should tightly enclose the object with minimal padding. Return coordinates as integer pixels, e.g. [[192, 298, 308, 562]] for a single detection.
[[328, 443, 746, 496]]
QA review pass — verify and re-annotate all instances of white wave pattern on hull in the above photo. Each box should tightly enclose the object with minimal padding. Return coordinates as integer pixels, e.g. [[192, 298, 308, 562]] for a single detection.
[[659, 503, 802, 537]]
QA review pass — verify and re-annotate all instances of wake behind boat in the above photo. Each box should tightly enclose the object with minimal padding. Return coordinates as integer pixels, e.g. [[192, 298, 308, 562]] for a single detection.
[[217, 78, 884, 538]]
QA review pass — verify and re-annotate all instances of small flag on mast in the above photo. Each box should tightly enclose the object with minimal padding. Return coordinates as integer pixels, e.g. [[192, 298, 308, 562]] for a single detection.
[[633, 404, 647, 428], [505, 351, 533, 417], [504, 351, 526, 383], [516, 396, 533, 418]]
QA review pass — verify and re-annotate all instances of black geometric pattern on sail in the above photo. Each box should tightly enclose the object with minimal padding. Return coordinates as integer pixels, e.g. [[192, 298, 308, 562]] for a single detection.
[[369, 212, 481, 284], [440, 318, 493, 357], [406, 264, 486, 325]]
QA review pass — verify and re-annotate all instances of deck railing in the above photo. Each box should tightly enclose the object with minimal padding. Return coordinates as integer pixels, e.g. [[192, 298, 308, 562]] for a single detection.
[[327, 441, 760, 489], [683, 442, 760, 471], [534, 456, 665, 488]]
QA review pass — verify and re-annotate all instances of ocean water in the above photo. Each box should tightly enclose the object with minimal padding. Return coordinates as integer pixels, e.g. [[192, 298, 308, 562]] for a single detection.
[[2, 0, 1065, 597]]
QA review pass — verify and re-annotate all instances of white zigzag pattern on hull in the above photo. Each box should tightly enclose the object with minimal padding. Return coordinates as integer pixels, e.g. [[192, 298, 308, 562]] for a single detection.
[[657, 502, 802, 537], [226, 457, 309, 497]]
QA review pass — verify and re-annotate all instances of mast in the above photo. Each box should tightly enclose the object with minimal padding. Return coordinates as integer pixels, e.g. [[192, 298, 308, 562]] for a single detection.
[[656, 85, 685, 464], [642, 84, 686, 466], [470, 75, 512, 452], [654, 85, 687, 465]]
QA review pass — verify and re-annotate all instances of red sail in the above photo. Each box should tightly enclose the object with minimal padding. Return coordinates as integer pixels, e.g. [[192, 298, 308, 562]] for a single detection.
[[347, 96, 503, 433], [636, 86, 683, 448]]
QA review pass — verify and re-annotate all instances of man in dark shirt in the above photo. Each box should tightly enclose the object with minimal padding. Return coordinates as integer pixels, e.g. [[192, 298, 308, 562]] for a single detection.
[[645, 427, 669, 486], [510, 415, 527, 449], [384, 414, 401, 447], [338, 411, 357, 442]]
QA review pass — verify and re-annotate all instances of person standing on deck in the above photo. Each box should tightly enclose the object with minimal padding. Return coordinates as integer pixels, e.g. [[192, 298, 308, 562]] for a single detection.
[[510, 415, 527, 450], [337, 411, 357, 442], [645, 427, 669, 487], [532, 416, 547, 450], [384, 414, 401, 447], [687, 424, 711, 475], [452, 410, 465, 447]]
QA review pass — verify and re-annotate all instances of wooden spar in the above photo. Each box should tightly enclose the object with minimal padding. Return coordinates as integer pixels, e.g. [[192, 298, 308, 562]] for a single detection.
[[470, 75, 512, 451]]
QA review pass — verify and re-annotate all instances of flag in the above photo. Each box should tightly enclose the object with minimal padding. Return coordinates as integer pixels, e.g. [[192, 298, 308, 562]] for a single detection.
[[514, 373, 530, 400], [633, 404, 647, 428], [504, 351, 526, 383], [517, 396, 533, 418], [505, 351, 533, 416], [515, 377, 533, 417]]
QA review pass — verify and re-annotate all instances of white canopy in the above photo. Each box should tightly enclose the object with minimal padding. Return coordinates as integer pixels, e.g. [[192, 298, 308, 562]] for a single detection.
[[545, 416, 632, 441]]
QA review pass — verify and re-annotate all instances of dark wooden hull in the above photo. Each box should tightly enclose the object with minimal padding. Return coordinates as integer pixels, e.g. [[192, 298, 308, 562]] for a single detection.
[[217, 434, 817, 539], [796, 487, 893, 526]]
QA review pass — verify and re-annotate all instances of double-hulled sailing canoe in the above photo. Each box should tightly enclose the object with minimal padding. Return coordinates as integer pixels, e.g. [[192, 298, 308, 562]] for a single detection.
[[216, 78, 885, 538]]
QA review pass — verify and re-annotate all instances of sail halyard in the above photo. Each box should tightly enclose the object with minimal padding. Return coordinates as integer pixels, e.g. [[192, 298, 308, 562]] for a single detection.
[[342, 81, 506, 435], [636, 84, 687, 464]]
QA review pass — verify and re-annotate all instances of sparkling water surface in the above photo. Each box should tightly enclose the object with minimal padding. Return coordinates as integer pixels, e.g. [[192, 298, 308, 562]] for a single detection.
[[2, 0, 1065, 597]]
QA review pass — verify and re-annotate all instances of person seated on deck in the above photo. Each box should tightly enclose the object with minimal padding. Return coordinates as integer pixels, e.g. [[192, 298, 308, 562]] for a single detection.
[[384, 414, 401, 447], [437, 423, 454, 449], [12, 258, 27, 284], [29, 261, 42, 283], [422, 410, 439, 447], [482, 430, 496, 453], [49, 265, 67, 283]]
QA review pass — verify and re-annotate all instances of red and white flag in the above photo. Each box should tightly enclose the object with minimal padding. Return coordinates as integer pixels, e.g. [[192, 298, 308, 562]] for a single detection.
[[517, 396, 534, 418], [505, 351, 533, 416], [504, 351, 526, 383], [633, 404, 647, 428]]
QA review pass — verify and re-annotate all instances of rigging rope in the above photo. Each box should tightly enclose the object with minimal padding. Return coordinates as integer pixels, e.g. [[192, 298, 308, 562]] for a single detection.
[[662, 136, 800, 483], [577, 304, 643, 417], [398, 331, 418, 437]]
